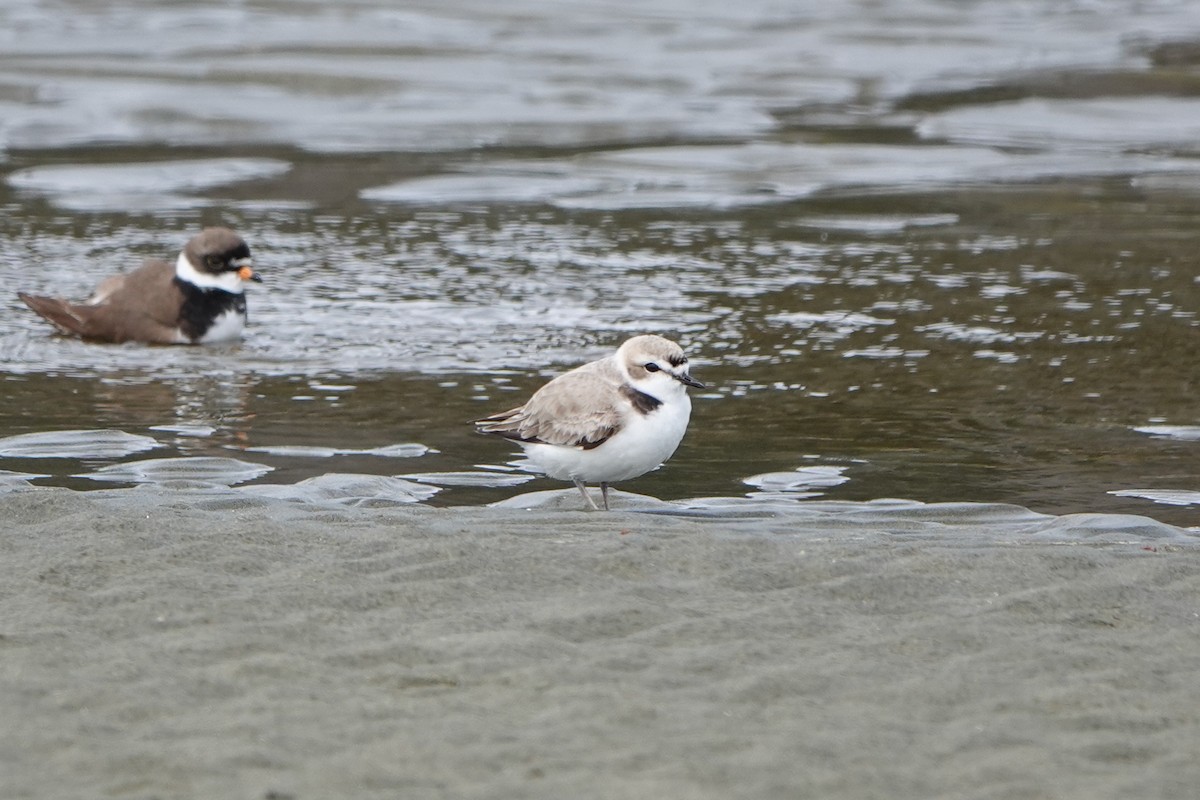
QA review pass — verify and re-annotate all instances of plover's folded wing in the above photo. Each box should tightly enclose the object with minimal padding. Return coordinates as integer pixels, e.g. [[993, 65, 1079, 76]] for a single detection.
[[87, 272, 129, 305], [475, 369, 625, 449], [19, 260, 184, 343], [98, 260, 182, 327]]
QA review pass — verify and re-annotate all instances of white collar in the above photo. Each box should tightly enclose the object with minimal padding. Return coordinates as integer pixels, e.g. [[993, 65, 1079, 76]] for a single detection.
[[175, 251, 246, 293]]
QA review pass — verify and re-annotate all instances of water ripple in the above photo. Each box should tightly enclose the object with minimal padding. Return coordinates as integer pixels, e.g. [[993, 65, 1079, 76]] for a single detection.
[[6, 158, 292, 212], [398, 471, 537, 488], [242, 443, 432, 458], [1109, 489, 1200, 508], [1133, 425, 1200, 441], [743, 466, 851, 494], [76, 456, 273, 486], [239, 473, 438, 506], [0, 429, 161, 459]]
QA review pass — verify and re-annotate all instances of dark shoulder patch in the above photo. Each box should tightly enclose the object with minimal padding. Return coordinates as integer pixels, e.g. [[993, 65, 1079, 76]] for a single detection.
[[620, 383, 662, 415]]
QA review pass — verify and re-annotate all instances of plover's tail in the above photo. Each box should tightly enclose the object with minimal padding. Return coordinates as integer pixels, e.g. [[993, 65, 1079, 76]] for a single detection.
[[18, 292, 93, 338], [473, 408, 537, 442]]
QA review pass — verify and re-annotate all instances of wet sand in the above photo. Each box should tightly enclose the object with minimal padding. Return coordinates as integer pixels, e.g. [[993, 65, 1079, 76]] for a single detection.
[[2, 486, 1199, 799]]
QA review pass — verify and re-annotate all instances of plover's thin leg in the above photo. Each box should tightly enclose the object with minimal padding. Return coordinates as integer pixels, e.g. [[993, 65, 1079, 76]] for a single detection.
[[600, 482, 611, 511], [573, 477, 601, 510]]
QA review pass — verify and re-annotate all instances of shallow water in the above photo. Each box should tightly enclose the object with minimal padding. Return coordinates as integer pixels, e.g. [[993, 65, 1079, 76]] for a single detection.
[[2, 0, 1200, 525]]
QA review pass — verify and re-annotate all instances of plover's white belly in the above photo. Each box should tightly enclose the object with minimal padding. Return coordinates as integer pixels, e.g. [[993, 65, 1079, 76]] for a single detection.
[[524, 394, 692, 483], [195, 308, 247, 343]]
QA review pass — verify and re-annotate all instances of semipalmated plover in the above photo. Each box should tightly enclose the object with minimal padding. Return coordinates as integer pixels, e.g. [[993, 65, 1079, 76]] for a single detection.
[[18, 227, 260, 344], [475, 334, 704, 510]]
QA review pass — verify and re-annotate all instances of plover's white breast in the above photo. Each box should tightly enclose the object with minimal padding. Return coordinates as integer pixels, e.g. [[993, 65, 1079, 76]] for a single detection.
[[522, 390, 692, 483], [193, 308, 247, 343]]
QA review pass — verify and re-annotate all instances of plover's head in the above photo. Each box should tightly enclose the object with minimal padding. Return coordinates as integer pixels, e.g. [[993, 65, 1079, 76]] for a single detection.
[[176, 227, 259, 292], [618, 334, 705, 392]]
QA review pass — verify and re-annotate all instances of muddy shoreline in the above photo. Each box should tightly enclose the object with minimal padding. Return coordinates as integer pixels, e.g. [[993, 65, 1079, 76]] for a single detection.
[[3, 486, 1198, 799]]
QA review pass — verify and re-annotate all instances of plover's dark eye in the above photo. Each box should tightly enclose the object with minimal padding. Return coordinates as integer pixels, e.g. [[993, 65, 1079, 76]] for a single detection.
[[644, 362, 661, 372]]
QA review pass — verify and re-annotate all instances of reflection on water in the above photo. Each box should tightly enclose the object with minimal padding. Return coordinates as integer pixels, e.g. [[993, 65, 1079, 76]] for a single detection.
[[2, 0, 1200, 525]]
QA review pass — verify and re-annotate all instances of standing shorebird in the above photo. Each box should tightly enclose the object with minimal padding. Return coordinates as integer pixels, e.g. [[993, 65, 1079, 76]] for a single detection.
[[474, 334, 704, 510], [18, 227, 260, 344]]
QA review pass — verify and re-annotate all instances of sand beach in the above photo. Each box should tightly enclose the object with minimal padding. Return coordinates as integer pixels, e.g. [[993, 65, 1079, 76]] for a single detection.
[[2, 485, 1199, 800]]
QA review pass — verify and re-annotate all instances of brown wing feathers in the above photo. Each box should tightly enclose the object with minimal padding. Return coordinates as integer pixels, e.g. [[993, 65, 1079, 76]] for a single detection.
[[475, 365, 625, 449], [475, 406, 616, 449], [18, 260, 184, 344]]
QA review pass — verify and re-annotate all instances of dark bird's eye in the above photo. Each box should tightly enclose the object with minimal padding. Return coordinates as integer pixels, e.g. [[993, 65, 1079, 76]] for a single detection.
[[644, 362, 661, 372]]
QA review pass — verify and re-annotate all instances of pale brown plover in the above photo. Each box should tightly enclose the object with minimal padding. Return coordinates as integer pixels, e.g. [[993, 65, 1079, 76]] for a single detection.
[[475, 334, 704, 510]]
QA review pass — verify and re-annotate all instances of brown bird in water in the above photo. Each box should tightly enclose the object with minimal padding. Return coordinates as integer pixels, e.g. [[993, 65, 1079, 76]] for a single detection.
[[18, 227, 261, 344]]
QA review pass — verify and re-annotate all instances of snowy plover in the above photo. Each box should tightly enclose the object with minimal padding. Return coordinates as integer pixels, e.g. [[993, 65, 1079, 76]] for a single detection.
[[475, 334, 704, 510]]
